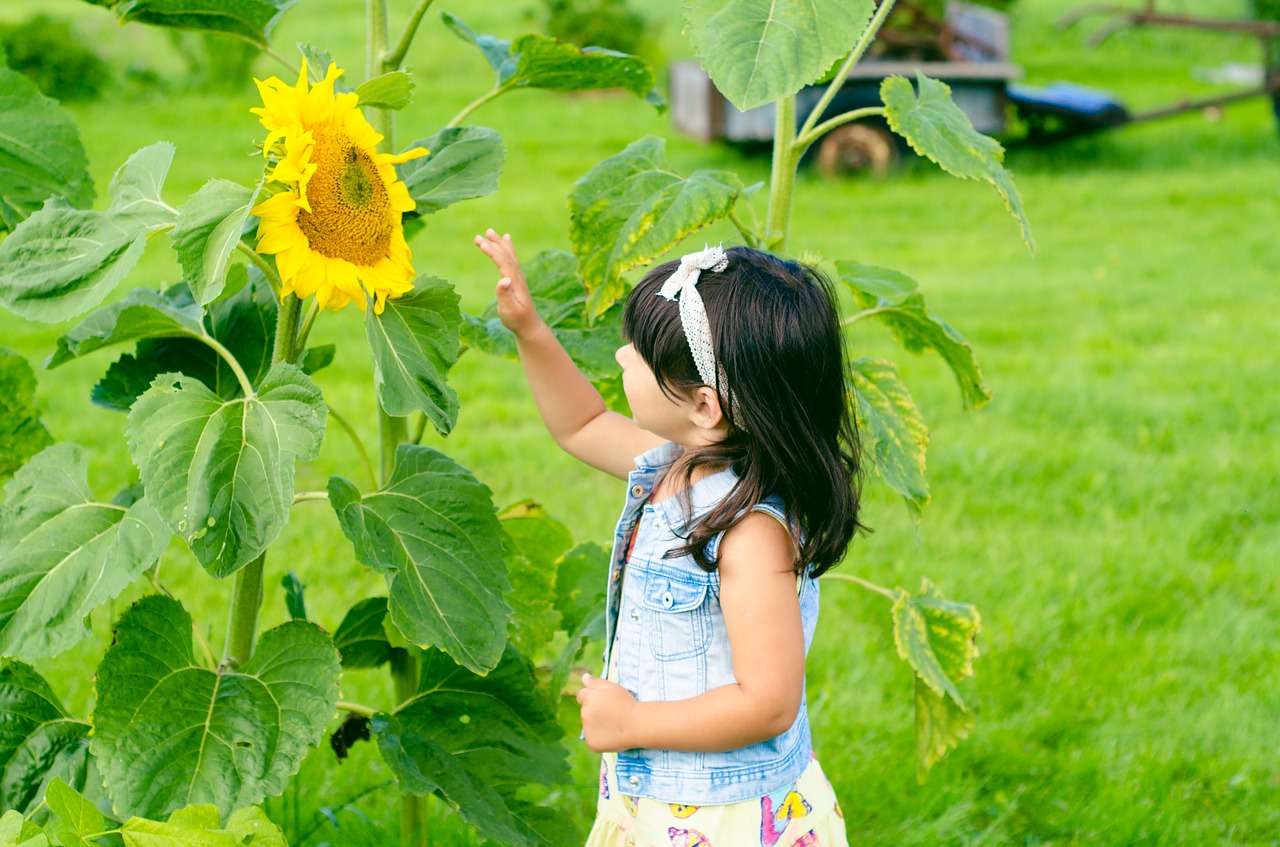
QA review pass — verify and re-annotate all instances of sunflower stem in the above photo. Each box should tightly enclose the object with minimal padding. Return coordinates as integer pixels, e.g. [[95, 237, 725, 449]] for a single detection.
[[237, 243, 284, 303], [295, 299, 320, 352], [385, 0, 436, 70], [820, 571, 899, 600], [274, 293, 302, 365], [391, 648, 426, 847], [224, 553, 266, 668]]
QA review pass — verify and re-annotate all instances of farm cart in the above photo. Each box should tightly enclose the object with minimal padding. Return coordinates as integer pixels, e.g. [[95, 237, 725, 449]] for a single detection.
[[668, 1, 1280, 173], [669, 1, 1020, 175]]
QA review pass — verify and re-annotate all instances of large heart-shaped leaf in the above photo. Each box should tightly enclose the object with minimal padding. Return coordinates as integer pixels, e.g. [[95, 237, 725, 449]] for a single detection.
[[48, 286, 204, 369], [0, 662, 92, 816], [848, 358, 929, 516], [0, 142, 177, 322], [569, 136, 741, 316], [462, 249, 624, 380], [891, 578, 981, 782], [398, 127, 505, 218], [328, 445, 510, 675], [85, 0, 298, 48], [684, 0, 874, 111], [92, 594, 341, 819], [126, 364, 326, 577], [0, 444, 170, 660], [837, 261, 991, 411], [882, 74, 1034, 249], [0, 69, 94, 233], [365, 277, 460, 435], [0, 143, 177, 323], [373, 645, 569, 847], [171, 179, 258, 306], [548, 542, 608, 699], [0, 349, 53, 481], [93, 273, 277, 411]]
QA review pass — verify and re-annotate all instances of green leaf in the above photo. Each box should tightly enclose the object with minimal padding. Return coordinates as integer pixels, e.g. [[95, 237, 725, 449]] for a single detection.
[[280, 572, 306, 620], [549, 542, 608, 699], [569, 136, 741, 316], [88, 0, 299, 49], [373, 645, 569, 847], [120, 815, 239, 847], [365, 277, 460, 435], [441, 13, 512, 76], [891, 579, 981, 782], [225, 807, 287, 846], [355, 71, 413, 110], [398, 127, 505, 218], [0, 662, 92, 815], [504, 34, 659, 101], [126, 364, 326, 577], [0, 143, 178, 323], [92, 594, 342, 820], [0, 349, 53, 481], [462, 250, 624, 381], [93, 273, 277, 411], [683, 0, 874, 111], [837, 261, 991, 411], [297, 44, 354, 93], [0, 809, 48, 847], [48, 286, 205, 369], [328, 445, 511, 675], [0, 69, 95, 233], [499, 502, 572, 658], [45, 778, 104, 847], [332, 597, 394, 670], [0, 444, 170, 660], [171, 179, 257, 306], [882, 74, 1034, 250], [848, 358, 929, 515]]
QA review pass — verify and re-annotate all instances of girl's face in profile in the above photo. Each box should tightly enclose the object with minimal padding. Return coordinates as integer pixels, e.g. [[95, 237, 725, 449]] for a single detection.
[[615, 342, 693, 440]]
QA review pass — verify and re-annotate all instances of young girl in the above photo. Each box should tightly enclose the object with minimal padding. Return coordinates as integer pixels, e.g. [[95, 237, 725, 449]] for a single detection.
[[475, 229, 864, 847]]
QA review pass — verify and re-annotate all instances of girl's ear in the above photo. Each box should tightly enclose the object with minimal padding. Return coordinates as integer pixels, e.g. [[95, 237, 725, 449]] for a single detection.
[[689, 386, 725, 431]]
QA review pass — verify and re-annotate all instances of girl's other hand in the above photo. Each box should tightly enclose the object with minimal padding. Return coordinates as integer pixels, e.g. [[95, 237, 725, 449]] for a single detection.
[[577, 673, 638, 753], [473, 228, 542, 338]]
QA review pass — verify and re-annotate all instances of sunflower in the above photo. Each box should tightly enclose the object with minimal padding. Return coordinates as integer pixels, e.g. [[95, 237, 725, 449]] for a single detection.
[[250, 61, 427, 314]]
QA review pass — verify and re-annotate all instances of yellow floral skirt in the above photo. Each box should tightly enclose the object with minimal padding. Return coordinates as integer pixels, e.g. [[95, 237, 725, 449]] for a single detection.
[[585, 754, 848, 847]]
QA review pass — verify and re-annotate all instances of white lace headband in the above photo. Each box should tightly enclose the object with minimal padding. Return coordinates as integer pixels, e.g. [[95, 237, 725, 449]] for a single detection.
[[657, 245, 745, 428]]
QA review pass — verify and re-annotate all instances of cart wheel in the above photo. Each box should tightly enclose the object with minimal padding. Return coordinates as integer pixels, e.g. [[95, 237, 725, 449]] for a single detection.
[[816, 124, 900, 178]]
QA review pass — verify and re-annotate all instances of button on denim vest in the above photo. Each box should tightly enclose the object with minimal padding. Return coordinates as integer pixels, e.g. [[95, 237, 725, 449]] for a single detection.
[[601, 442, 820, 805]]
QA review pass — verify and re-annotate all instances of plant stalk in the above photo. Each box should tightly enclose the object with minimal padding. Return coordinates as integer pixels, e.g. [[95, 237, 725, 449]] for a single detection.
[[223, 553, 266, 667], [391, 649, 425, 847], [765, 95, 797, 251], [796, 0, 900, 145], [221, 286, 303, 668], [385, 0, 436, 69]]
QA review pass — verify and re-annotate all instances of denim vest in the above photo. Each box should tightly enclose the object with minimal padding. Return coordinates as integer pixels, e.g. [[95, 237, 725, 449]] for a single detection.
[[601, 442, 820, 805]]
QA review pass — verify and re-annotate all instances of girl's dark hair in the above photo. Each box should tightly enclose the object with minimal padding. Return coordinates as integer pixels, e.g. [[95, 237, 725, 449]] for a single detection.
[[622, 246, 866, 577]]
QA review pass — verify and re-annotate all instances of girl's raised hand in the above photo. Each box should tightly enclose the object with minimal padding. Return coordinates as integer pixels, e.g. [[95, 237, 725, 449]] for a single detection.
[[473, 228, 542, 338], [577, 673, 639, 753]]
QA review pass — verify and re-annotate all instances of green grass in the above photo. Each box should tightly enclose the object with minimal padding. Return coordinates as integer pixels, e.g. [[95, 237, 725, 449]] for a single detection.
[[2, 0, 1279, 844]]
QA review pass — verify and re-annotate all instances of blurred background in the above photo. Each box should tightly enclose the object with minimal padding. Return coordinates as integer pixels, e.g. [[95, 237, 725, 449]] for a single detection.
[[1, 0, 1277, 843]]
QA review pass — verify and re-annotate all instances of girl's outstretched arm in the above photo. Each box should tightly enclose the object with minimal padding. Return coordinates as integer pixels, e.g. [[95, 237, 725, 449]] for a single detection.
[[474, 228, 663, 478], [577, 512, 806, 752]]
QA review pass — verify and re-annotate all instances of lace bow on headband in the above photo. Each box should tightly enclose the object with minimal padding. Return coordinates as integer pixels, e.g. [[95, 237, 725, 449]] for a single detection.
[[656, 245, 745, 427]]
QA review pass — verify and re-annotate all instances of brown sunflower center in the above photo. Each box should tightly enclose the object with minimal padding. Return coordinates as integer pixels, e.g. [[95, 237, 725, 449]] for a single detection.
[[296, 126, 394, 267]]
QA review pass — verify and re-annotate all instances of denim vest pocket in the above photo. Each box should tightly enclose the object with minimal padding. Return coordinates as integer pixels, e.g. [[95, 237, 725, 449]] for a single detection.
[[640, 564, 711, 661]]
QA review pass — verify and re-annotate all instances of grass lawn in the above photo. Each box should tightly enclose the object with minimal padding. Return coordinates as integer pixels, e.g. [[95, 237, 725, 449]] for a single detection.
[[2, 0, 1278, 844]]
